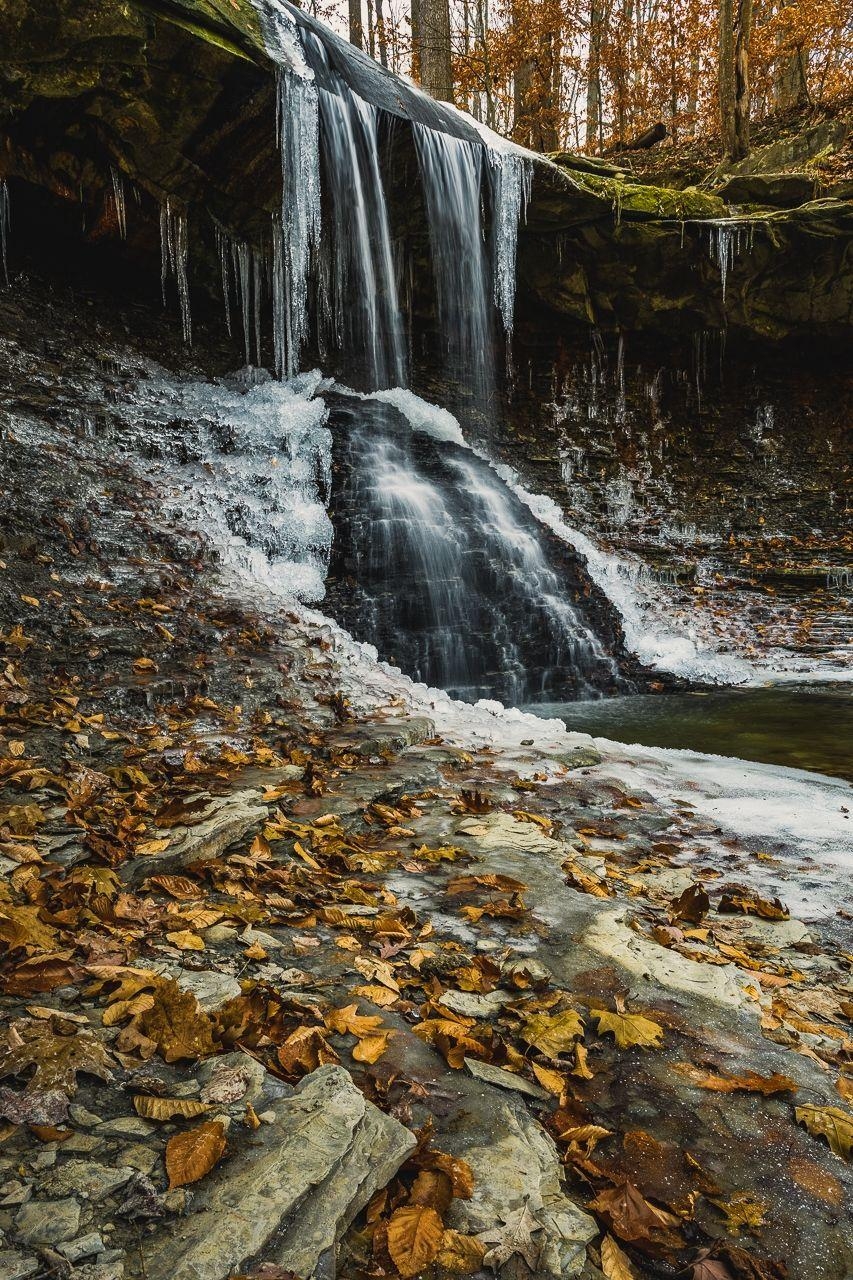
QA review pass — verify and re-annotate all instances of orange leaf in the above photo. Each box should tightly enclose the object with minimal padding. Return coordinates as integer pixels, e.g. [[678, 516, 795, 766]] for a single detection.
[[387, 1204, 445, 1277], [166, 1119, 227, 1190]]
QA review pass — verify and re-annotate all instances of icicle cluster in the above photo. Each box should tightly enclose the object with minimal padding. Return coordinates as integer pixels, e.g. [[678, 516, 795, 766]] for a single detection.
[[160, 199, 192, 345]]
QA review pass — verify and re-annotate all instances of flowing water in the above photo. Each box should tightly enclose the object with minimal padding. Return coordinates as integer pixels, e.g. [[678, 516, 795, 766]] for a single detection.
[[530, 682, 853, 780]]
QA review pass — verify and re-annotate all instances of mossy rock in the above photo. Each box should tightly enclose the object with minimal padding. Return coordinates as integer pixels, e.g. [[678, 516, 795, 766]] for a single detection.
[[573, 170, 728, 221]]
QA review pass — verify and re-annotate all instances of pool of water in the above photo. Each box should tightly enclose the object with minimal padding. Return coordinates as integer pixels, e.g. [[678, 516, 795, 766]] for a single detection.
[[527, 682, 853, 781]]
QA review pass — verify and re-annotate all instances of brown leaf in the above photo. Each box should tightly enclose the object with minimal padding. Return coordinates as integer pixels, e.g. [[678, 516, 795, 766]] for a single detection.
[[670, 883, 710, 924], [588, 1180, 681, 1246], [674, 1063, 797, 1095], [136, 980, 216, 1063], [0, 1021, 113, 1096], [387, 1204, 445, 1277], [133, 1095, 211, 1121], [409, 1169, 453, 1214], [146, 875, 202, 899], [166, 1119, 227, 1190], [795, 1105, 853, 1160], [718, 889, 789, 920]]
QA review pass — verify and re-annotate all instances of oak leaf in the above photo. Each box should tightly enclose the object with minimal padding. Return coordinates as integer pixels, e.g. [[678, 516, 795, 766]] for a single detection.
[[166, 1118, 227, 1189], [387, 1204, 445, 1277], [592, 1009, 663, 1050], [795, 1105, 853, 1160], [0, 1021, 113, 1096]]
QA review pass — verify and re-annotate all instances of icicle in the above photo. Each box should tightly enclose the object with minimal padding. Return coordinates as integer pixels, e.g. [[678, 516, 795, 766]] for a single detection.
[[274, 65, 321, 377], [159, 199, 192, 345], [252, 250, 263, 366], [0, 180, 10, 288], [214, 225, 233, 337], [234, 239, 252, 366], [487, 150, 532, 335], [110, 166, 127, 239]]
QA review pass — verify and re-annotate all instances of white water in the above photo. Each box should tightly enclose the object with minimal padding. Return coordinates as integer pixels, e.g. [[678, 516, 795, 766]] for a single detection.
[[365, 387, 751, 684], [313, 47, 406, 387]]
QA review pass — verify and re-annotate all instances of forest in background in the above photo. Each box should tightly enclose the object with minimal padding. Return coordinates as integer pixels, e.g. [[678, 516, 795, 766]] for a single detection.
[[308, 0, 852, 161]]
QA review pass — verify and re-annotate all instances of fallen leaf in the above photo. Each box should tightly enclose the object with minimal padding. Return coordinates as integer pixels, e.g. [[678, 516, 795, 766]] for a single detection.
[[436, 1230, 487, 1274], [477, 1203, 542, 1271], [670, 883, 710, 923], [133, 1095, 211, 1121], [166, 930, 205, 951], [166, 1119, 227, 1189], [710, 1192, 766, 1234], [600, 1233, 638, 1279], [0, 1021, 113, 1096], [592, 1009, 663, 1050], [521, 1009, 584, 1056], [589, 1180, 680, 1246], [387, 1204, 445, 1277], [795, 1105, 852, 1160], [674, 1063, 797, 1095]]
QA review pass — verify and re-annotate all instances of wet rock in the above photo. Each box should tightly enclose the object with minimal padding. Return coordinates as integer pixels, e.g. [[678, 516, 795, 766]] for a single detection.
[[0, 1250, 39, 1280], [93, 1117, 156, 1139], [113, 1145, 159, 1176], [128, 1065, 415, 1280], [464, 1057, 550, 1101], [584, 907, 752, 1007], [197, 1053, 267, 1106], [456, 811, 564, 856], [58, 1232, 106, 1262], [122, 790, 267, 887], [166, 966, 242, 1010], [448, 1097, 597, 1278], [439, 990, 510, 1019], [14, 1196, 81, 1246], [40, 1161, 134, 1203]]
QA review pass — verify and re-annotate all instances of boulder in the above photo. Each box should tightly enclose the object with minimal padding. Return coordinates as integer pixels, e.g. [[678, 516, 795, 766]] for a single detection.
[[715, 172, 819, 207], [129, 1065, 415, 1280]]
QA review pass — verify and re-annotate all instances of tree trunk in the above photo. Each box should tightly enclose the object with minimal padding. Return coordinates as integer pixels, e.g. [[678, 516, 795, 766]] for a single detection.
[[586, 0, 603, 150], [375, 0, 389, 67], [348, 0, 364, 50], [415, 0, 454, 102], [719, 0, 753, 161]]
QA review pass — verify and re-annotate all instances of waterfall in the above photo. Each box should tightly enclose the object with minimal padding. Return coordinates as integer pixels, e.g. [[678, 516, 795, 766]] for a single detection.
[[1, 180, 11, 287], [308, 30, 406, 389], [412, 125, 495, 405], [327, 394, 621, 703]]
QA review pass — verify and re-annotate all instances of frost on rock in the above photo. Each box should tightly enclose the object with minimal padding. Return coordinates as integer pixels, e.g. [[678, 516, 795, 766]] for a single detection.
[[124, 369, 333, 602]]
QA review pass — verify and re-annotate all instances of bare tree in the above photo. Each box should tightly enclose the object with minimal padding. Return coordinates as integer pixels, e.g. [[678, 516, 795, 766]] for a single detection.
[[413, 0, 454, 101], [348, 0, 364, 49], [719, 0, 754, 160]]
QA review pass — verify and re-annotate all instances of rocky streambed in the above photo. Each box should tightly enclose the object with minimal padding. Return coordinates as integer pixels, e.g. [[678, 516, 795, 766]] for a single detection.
[[0, 276, 851, 1280]]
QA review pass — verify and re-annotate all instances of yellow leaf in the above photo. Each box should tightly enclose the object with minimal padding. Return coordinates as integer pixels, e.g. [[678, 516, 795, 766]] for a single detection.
[[387, 1204, 445, 1278], [325, 1004, 385, 1038], [530, 1062, 566, 1096], [352, 1032, 390, 1064], [137, 838, 171, 856], [571, 1041, 594, 1079], [9, 742, 25, 758], [166, 930, 205, 951], [166, 1119, 227, 1189], [352, 983, 399, 1007], [795, 1105, 853, 1160], [521, 1009, 584, 1057], [436, 1230, 487, 1274], [20, 596, 40, 608], [592, 1009, 663, 1050], [133, 1095, 210, 1121], [600, 1233, 638, 1280]]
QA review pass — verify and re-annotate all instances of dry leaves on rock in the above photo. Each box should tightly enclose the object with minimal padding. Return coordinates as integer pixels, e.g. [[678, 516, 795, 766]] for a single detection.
[[387, 1205, 445, 1277], [795, 1104, 853, 1160], [477, 1202, 543, 1271], [718, 889, 789, 921], [588, 1180, 681, 1248], [166, 1118, 227, 1189], [436, 1230, 487, 1274]]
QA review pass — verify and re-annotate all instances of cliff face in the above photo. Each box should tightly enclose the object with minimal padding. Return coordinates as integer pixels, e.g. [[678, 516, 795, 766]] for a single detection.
[[1, 0, 850, 349]]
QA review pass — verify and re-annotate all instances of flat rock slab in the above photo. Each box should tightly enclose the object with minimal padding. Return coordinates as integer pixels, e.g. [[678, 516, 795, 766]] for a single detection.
[[129, 1065, 415, 1280], [122, 789, 267, 887]]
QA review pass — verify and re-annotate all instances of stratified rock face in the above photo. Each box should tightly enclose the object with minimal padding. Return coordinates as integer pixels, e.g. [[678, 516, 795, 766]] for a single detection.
[[130, 1065, 416, 1280], [1, 0, 849, 354]]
